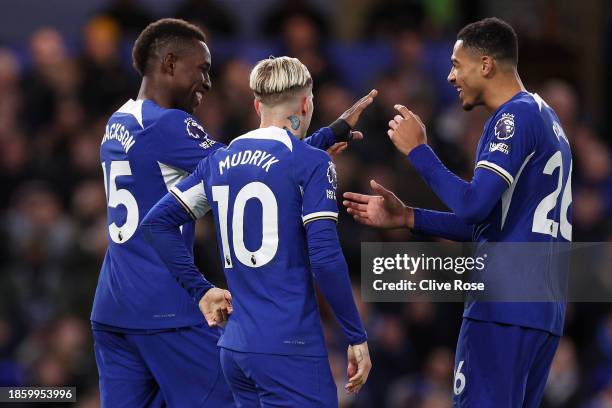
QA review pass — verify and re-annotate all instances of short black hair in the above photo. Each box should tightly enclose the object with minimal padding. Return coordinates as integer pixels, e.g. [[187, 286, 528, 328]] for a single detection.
[[132, 18, 206, 76], [457, 17, 518, 65]]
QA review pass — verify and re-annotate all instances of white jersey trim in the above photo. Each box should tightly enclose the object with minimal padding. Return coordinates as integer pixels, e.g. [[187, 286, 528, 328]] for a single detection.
[[229, 126, 293, 152], [116, 99, 144, 129], [170, 183, 210, 220], [500, 151, 536, 229], [476, 160, 514, 186], [302, 211, 338, 225]]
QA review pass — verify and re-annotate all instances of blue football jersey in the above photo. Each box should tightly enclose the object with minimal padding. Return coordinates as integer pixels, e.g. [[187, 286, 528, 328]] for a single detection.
[[92, 99, 222, 329], [171, 127, 339, 356], [472, 92, 572, 243], [465, 91, 572, 335]]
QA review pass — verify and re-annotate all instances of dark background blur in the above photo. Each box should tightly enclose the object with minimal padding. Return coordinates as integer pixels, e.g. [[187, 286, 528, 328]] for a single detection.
[[0, 1, 610, 407]]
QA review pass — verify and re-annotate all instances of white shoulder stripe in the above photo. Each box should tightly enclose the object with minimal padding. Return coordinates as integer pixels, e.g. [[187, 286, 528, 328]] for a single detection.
[[229, 126, 293, 151], [500, 151, 536, 229], [476, 160, 514, 185], [116, 99, 144, 128]]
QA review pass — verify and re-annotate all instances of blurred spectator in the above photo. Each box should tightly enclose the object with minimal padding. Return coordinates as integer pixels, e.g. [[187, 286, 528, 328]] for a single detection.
[[3, 182, 75, 325], [542, 338, 582, 407], [21, 28, 79, 133], [99, 0, 152, 38], [363, 0, 425, 38], [79, 16, 133, 118], [175, 0, 237, 38], [263, 3, 338, 87]]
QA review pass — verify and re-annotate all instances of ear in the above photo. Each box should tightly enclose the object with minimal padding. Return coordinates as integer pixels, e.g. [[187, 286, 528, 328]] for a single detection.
[[254, 99, 261, 117], [300, 95, 310, 116], [481, 56, 495, 77], [161, 53, 177, 75]]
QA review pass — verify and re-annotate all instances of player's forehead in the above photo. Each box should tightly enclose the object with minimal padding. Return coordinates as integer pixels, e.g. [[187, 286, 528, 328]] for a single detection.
[[450, 40, 465, 62], [194, 40, 211, 63], [179, 39, 210, 66]]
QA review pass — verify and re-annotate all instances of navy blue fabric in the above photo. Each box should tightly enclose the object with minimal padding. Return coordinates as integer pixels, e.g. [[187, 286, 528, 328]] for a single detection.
[[453, 318, 559, 407], [219, 348, 337, 408], [93, 324, 234, 407]]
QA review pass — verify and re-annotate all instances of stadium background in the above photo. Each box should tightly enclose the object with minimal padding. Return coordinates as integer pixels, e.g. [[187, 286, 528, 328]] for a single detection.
[[0, 0, 610, 406]]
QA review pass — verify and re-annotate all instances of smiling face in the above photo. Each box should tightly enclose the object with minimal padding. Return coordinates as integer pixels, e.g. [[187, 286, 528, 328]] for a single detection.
[[447, 40, 486, 111], [170, 40, 211, 114]]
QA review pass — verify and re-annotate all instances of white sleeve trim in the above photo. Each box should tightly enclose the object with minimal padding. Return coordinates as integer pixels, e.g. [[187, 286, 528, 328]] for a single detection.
[[302, 211, 338, 225], [476, 160, 514, 186], [170, 183, 210, 220]]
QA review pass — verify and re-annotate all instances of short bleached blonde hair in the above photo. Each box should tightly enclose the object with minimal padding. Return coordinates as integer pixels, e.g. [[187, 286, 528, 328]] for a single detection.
[[249, 56, 312, 106]]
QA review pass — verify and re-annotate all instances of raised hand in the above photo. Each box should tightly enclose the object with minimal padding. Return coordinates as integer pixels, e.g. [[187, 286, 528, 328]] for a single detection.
[[199, 288, 233, 327], [387, 104, 427, 155], [341, 89, 378, 127], [343, 179, 414, 229], [345, 341, 372, 394]]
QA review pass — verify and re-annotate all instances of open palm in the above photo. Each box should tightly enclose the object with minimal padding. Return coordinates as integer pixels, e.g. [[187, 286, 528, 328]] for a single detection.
[[343, 180, 411, 229]]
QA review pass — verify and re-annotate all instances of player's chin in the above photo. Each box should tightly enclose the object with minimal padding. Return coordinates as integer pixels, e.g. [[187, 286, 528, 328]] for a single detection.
[[462, 102, 475, 111], [460, 96, 476, 111]]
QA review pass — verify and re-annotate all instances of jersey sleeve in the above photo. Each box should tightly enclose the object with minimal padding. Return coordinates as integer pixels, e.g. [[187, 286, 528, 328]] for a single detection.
[[168, 159, 211, 220], [153, 109, 221, 173], [475, 104, 537, 187], [412, 209, 474, 241], [299, 149, 339, 226], [303, 127, 336, 151]]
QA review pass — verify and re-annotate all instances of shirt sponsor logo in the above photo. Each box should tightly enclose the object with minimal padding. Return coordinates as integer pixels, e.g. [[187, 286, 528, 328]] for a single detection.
[[489, 142, 510, 154], [494, 113, 515, 140]]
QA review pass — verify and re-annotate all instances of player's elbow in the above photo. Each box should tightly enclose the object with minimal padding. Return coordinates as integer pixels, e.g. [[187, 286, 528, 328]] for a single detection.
[[140, 211, 167, 245]]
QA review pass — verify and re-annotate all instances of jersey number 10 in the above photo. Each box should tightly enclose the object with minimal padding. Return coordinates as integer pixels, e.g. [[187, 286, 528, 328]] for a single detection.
[[212, 182, 279, 269]]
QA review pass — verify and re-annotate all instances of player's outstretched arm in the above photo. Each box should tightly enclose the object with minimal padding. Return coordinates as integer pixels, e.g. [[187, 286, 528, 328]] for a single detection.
[[343, 180, 474, 241], [343, 179, 413, 229], [386, 105, 509, 225]]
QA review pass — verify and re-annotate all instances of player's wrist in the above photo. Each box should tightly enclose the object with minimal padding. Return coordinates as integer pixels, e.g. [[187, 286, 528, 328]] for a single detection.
[[404, 206, 415, 229], [198, 285, 217, 302], [329, 118, 352, 142]]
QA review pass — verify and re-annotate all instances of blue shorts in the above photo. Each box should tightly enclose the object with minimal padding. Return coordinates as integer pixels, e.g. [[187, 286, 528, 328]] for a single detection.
[[219, 348, 337, 408], [453, 318, 560, 407], [93, 324, 234, 407]]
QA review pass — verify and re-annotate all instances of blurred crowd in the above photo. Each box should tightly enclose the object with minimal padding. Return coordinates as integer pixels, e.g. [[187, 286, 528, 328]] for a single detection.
[[0, 1, 611, 407]]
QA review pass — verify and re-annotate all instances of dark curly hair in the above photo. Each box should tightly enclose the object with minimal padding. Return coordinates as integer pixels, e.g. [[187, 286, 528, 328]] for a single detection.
[[457, 17, 518, 66], [132, 18, 206, 76]]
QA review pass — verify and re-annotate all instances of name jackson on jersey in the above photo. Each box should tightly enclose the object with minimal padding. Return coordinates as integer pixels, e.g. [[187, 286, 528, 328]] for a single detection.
[[101, 123, 136, 153]]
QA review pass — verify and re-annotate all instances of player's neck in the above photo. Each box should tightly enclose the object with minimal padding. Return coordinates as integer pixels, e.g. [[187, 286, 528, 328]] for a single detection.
[[484, 72, 526, 112], [136, 77, 173, 109], [260, 113, 304, 138]]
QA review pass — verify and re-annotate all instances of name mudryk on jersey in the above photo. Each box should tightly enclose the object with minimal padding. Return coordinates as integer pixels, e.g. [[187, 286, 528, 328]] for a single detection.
[[219, 149, 279, 175], [101, 122, 136, 153]]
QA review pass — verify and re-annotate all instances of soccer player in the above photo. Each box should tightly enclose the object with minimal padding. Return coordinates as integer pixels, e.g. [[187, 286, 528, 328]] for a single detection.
[[93, 19, 374, 407], [142, 56, 372, 407], [343, 18, 572, 406]]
